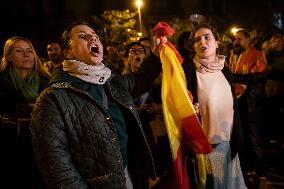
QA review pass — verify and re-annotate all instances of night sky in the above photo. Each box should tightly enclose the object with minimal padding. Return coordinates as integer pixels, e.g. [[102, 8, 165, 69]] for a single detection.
[[1, 0, 283, 56]]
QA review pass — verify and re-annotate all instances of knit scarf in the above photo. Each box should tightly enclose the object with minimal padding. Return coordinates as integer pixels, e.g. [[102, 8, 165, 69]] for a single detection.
[[193, 55, 225, 74], [63, 60, 111, 85], [9, 67, 40, 102]]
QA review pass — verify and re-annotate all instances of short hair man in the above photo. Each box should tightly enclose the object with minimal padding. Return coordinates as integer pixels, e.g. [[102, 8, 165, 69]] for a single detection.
[[229, 29, 267, 186], [44, 42, 64, 74]]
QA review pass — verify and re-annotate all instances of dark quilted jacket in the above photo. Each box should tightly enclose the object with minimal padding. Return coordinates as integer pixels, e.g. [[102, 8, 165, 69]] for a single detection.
[[30, 54, 161, 189]]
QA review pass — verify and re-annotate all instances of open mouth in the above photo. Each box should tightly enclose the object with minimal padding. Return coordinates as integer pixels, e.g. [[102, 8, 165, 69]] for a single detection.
[[90, 44, 99, 53]]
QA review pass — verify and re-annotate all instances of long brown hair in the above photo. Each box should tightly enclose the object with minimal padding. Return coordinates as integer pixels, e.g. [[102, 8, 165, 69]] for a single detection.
[[191, 23, 219, 43]]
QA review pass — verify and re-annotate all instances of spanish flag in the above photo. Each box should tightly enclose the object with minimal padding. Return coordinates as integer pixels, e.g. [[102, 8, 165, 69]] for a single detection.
[[152, 22, 212, 189]]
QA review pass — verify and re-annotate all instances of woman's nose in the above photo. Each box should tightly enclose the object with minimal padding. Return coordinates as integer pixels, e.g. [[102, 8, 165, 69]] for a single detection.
[[88, 34, 99, 42], [90, 37, 96, 42], [200, 38, 206, 45]]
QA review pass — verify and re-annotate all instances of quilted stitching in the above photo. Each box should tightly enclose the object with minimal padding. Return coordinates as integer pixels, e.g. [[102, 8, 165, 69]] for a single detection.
[[31, 86, 126, 189]]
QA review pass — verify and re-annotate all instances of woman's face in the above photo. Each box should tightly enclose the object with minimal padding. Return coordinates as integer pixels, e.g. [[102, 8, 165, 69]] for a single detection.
[[128, 44, 145, 73], [8, 40, 35, 71], [193, 28, 218, 60], [66, 24, 103, 65], [270, 37, 283, 52]]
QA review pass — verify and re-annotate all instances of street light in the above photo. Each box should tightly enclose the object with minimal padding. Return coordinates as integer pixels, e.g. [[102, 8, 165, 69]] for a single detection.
[[231, 27, 242, 36], [136, 0, 143, 36]]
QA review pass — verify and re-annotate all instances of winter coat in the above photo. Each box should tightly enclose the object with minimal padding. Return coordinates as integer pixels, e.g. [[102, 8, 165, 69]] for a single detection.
[[30, 54, 161, 189], [0, 68, 49, 188]]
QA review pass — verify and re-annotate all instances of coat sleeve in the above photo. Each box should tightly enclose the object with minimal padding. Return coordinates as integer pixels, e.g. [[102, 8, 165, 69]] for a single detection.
[[233, 72, 267, 84], [30, 89, 89, 189]]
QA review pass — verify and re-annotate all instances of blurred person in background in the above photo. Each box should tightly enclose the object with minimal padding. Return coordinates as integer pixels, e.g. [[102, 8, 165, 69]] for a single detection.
[[177, 31, 195, 60], [261, 40, 270, 58], [229, 29, 267, 188], [124, 41, 172, 188], [0, 36, 50, 188], [44, 41, 64, 75], [139, 37, 152, 58], [105, 45, 125, 74], [264, 34, 284, 154], [123, 41, 146, 74]]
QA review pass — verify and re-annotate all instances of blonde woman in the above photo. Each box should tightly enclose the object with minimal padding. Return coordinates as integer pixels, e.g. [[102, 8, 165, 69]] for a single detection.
[[0, 36, 50, 188]]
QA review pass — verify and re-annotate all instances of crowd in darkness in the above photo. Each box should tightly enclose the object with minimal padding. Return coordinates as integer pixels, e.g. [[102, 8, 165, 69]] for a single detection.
[[0, 1, 284, 189], [1, 0, 283, 55]]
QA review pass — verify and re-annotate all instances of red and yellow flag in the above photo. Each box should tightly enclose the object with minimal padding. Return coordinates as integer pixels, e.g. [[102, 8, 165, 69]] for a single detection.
[[153, 22, 212, 189]]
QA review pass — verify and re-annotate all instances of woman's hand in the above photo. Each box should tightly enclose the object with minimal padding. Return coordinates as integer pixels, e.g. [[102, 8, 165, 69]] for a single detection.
[[152, 36, 167, 57]]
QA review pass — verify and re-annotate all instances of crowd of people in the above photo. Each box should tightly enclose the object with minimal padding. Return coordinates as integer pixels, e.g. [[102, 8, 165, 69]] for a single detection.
[[0, 16, 283, 189]]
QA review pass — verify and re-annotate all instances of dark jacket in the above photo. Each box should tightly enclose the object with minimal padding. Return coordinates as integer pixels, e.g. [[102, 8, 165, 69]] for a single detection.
[[233, 72, 267, 111], [0, 68, 49, 118], [0, 67, 49, 133], [267, 50, 284, 82], [182, 60, 243, 158], [0, 67, 49, 188], [30, 54, 161, 189]]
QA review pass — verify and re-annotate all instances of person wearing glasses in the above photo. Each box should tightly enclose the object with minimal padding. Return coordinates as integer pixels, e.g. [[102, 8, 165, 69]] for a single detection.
[[138, 37, 152, 58], [123, 41, 171, 186], [123, 42, 147, 74], [0, 36, 50, 188], [29, 21, 162, 189]]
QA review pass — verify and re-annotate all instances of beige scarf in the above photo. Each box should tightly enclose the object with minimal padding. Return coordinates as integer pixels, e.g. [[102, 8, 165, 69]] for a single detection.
[[193, 55, 225, 74], [194, 55, 233, 144], [63, 60, 111, 85]]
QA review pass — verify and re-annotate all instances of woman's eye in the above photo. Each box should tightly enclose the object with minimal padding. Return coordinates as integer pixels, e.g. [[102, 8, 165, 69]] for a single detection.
[[205, 36, 210, 40], [15, 49, 23, 53], [78, 33, 86, 39], [194, 38, 201, 43], [27, 49, 34, 54]]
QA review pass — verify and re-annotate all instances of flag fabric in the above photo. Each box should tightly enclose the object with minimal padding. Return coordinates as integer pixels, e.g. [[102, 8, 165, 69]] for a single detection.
[[152, 22, 212, 189]]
